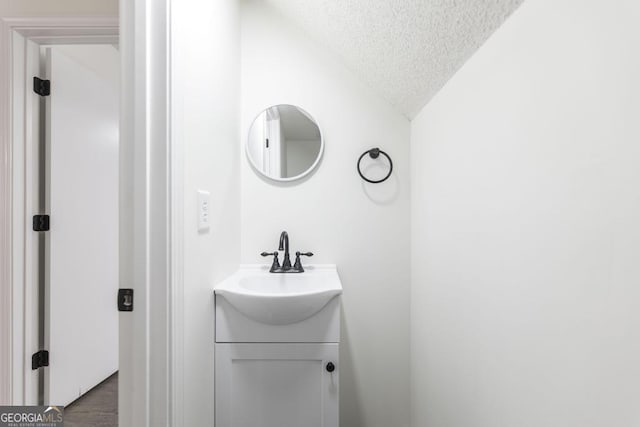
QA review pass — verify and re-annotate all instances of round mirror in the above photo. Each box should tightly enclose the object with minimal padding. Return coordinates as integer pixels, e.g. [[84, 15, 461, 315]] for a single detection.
[[246, 104, 323, 181]]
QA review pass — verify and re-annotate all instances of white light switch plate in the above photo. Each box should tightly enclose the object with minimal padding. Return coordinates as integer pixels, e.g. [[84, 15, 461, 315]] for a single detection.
[[197, 190, 211, 232]]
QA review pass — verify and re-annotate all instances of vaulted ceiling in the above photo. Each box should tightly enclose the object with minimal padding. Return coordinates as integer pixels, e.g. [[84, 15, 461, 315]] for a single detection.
[[263, 0, 524, 119]]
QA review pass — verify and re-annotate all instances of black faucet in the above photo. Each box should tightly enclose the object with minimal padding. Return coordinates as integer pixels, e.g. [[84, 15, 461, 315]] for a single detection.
[[279, 231, 292, 271], [261, 231, 313, 273]]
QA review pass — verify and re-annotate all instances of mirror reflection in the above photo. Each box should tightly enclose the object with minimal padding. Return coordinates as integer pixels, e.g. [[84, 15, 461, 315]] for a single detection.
[[247, 105, 323, 181]]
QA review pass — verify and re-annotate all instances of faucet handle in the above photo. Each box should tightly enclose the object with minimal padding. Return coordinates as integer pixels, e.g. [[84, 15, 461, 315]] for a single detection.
[[293, 251, 313, 272], [261, 251, 281, 272]]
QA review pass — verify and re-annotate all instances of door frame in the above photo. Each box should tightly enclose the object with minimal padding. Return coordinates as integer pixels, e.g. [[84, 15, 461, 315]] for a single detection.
[[0, 8, 182, 427], [1, 17, 120, 407], [0, 16, 120, 406]]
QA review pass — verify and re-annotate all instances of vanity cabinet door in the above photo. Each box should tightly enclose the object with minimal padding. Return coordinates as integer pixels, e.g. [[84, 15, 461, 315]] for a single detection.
[[215, 343, 339, 427]]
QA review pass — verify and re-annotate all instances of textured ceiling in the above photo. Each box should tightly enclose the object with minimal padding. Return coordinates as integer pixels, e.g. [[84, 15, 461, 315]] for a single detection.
[[263, 0, 524, 119]]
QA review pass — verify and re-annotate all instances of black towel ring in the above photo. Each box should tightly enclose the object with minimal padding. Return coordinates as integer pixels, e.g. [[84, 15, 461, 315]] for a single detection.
[[357, 148, 393, 184]]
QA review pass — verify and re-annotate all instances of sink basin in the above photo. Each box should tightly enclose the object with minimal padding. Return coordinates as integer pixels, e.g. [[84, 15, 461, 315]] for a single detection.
[[214, 265, 342, 325]]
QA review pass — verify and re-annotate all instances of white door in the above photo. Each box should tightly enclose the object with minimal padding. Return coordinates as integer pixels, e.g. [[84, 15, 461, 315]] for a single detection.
[[43, 46, 119, 406], [265, 113, 282, 177], [215, 343, 339, 427]]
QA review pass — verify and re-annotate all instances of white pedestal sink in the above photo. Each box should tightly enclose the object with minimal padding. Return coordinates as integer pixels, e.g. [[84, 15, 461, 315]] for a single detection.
[[215, 265, 342, 325], [214, 264, 342, 427]]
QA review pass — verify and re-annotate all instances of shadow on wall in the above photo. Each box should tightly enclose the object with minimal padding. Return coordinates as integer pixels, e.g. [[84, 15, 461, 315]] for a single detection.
[[359, 159, 400, 205], [339, 306, 365, 427]]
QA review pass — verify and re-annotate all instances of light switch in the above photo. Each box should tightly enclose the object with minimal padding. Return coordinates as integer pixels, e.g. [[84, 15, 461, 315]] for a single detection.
[[197, 190, 211, 232]]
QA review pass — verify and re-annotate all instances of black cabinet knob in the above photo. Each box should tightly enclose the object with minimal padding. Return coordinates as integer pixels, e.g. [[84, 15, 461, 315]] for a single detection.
[[326, 362, 335, 373]]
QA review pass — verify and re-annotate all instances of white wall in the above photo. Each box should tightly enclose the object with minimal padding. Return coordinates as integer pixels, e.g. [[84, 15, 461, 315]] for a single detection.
[[240, 2, 411, 426], [410, 0, 640, 426], [54, 45, 119, 89], [285, 140, 321, 177], [171, 0, 240, 425]]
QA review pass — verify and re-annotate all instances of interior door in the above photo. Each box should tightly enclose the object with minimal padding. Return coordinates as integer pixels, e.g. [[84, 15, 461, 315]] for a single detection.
[[215, 343, 339, 427], [265, 108, 282, 176], [43, 46, 119, 406]]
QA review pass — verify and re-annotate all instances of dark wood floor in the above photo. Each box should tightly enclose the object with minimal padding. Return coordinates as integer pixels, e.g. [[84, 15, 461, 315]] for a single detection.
[[64, 372, 118, 427]]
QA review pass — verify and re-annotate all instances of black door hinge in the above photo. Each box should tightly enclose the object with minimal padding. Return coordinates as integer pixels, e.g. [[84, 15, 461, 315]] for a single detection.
[[118, 289, 134, 312], [33, 215, 50, 231], [33, 77, 50, 96], [32, 350, 49, 370], [266, 138, 269, 148]]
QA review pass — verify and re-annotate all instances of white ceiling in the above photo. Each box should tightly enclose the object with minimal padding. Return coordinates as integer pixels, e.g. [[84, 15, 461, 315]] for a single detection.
[[263, 0, 524, 119]]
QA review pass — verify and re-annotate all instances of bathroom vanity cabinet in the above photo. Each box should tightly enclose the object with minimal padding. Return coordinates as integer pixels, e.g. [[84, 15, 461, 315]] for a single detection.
[[215, 343, 338, 427], [214, 265, 342, 427]]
